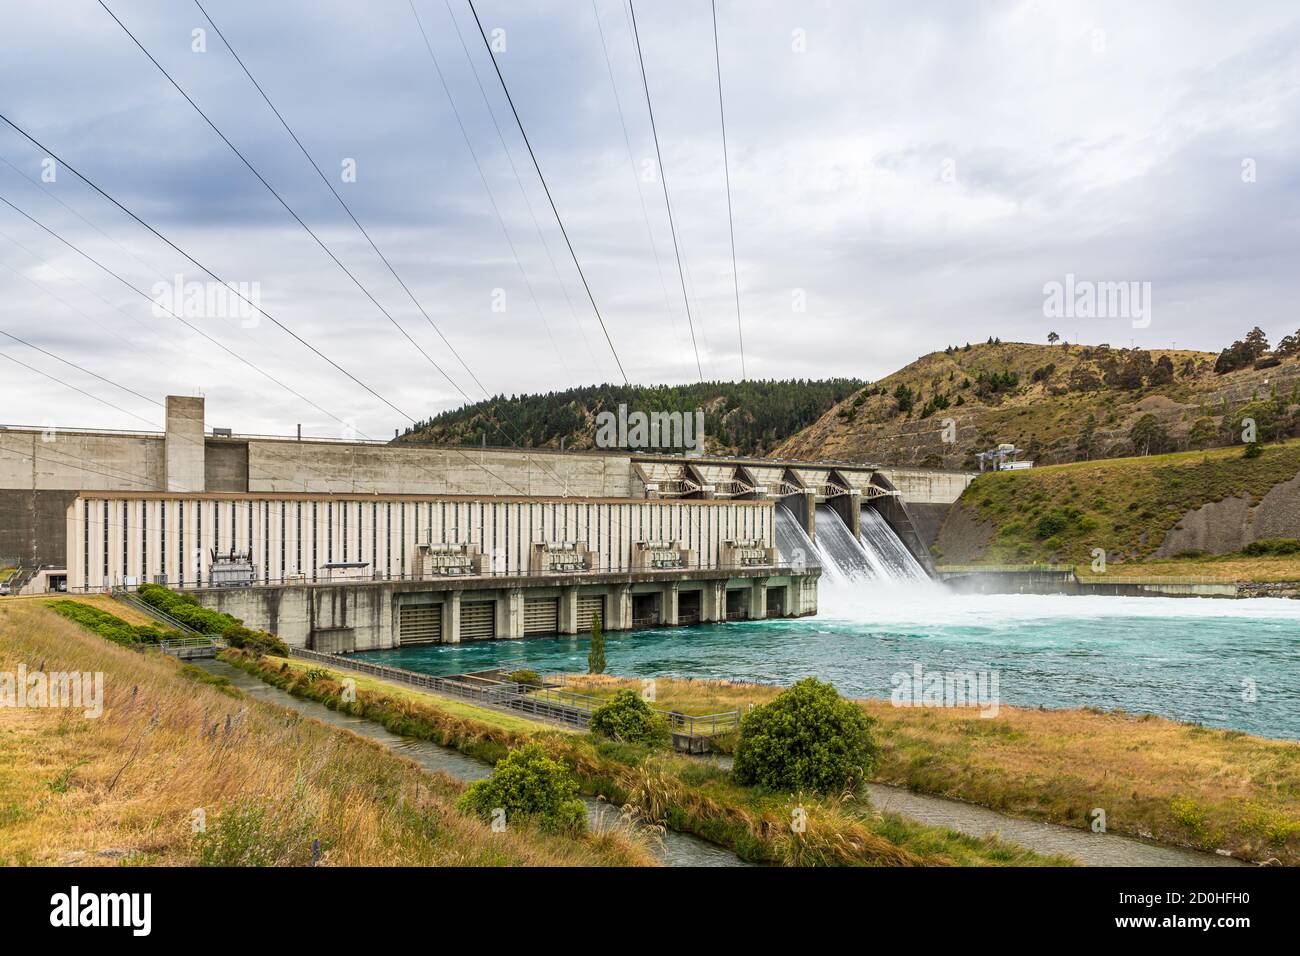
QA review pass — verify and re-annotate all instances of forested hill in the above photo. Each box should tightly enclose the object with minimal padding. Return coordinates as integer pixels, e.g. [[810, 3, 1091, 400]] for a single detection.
[[396, 380, 863, 457]]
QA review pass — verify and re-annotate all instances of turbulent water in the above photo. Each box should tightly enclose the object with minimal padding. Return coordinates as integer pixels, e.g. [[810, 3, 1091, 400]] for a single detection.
[[359, 581, 1300, 740]]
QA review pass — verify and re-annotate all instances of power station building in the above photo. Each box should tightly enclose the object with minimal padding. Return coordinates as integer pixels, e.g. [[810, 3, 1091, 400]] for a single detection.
[[1, 397, 972, 650]]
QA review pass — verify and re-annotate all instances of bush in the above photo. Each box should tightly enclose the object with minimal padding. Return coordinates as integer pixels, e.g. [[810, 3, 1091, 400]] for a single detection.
[[138, 583, 287, 653], [456, 743, 587, 835], [221, 623, 290, 657], [1243, 538, 1300, 557], [732, 678, 879, 794], [137, 583, 241, 634], [588, 690, 670, 746], [507, 669, 543, 687]]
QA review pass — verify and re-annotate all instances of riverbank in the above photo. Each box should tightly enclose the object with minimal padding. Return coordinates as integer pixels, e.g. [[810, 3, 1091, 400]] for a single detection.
[[0, 601, 652, 867], [532, 673, 1298, 865], [225, 650, 1076, 866]]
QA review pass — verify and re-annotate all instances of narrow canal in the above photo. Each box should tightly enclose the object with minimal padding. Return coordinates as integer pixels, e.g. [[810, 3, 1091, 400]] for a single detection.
[[202, 660, 1248, 867], [197, 659, 749, 867]]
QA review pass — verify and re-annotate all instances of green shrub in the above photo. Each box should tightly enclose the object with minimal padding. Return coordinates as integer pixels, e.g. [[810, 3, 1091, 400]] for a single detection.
[[732, 678, 879, 794], [507, 669, 543, 687], [221, 623, 289, 657], [588, 690, 670, 746], [137, 583, 287, 653], [137, 583, 240, 634], [47, 601, 180, 647], [456, 743, 587, 835], [193, 798, 319, 866], [1243, 538, 1300, 557], [1035, 511, 1069, 539]]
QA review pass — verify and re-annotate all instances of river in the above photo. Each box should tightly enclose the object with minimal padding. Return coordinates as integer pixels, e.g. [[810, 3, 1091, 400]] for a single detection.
[[355, 581, 1300, 739]]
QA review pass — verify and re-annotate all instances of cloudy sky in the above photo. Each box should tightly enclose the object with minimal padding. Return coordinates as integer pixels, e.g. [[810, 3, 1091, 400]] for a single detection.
[[1, 0, 1298, 438]]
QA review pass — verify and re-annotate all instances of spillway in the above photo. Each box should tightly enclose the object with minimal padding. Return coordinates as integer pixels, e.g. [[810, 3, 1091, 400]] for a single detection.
[[812, 504, 879, 582], [860, 506, 930, 583], [774, 504, 820, 569]]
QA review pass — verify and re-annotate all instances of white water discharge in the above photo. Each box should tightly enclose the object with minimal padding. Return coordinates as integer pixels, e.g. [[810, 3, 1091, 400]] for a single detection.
[[859, 507, 930, 583], [774, 504, 821, 572], [811, 504, 880, 581]]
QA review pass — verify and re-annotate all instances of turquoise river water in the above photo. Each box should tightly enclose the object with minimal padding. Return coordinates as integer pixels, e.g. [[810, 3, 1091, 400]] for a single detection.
[[356, 583, 1300, 740]]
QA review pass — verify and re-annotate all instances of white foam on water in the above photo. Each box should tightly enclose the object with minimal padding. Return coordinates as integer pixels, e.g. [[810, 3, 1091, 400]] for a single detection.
[[817, 576, 1300, 627]]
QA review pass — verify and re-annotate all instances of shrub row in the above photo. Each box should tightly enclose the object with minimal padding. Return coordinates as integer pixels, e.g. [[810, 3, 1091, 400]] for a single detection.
[[1243, 538, 1300, 556], [137, 583, 288, 655], [48, 600, 183, 647]]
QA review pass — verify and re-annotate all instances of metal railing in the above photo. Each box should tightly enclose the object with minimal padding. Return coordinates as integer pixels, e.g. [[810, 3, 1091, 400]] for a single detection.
[[287, 647, 594, 729], [159, 636, 223, 659], [285, 647, 739, 735], [112, 589, 219, 639], [937, 564, 1076, 574], [71, 561, 815, 596]]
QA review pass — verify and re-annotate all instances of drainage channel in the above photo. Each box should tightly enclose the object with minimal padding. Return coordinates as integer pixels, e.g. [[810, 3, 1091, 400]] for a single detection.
[[197, 659, 748, 868]]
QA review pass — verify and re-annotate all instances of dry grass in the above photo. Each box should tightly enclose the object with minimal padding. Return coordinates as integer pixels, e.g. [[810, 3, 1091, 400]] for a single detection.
[[1077, 555, 1300, 583], [557, 673, 767, 716], [539, 675, 1299, 864], [0, 602, 654, 867], [863, 700, 1300, 864], [244, 658, 1072, 865]]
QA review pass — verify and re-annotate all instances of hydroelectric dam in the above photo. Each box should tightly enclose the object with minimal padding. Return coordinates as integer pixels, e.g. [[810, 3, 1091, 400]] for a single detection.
[[0, 396, 973, 649]]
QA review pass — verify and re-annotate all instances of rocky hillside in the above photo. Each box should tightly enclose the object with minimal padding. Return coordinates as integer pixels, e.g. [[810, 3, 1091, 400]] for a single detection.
[[397, 379, 862, 457], [777, 338, 1300, 469]]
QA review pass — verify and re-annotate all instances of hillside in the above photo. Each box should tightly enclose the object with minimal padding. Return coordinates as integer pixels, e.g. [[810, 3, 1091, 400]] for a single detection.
[[934, 438, 1300, 568], [776, 337, 1300, 469], [397, 379, 863, 457]]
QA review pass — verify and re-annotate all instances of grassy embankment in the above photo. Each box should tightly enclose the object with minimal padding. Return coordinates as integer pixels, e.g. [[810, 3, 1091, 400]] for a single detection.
[[534, 674, 1300, 865], [0, 600, 652, 866], [234, 654, 1074, 866], [938, 438, 1300, 578]]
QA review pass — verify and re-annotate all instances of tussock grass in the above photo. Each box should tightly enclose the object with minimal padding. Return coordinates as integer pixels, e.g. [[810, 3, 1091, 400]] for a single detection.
[[0, 602, 653, 867]]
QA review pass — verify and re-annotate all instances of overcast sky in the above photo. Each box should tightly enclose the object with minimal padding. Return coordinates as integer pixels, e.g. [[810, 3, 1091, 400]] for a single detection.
[[1, 0, 1298, 438]]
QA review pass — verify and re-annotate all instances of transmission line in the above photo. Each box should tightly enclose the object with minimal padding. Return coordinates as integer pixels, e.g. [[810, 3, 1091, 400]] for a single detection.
[[439, 0, 599, 372], [0, 348, 160, 430], [0, 111, 414, 423], [591, 0, 683, 356], [406, 0, 572, 383], [626, 0, 704, 382], [0, 189, 370, 436], [192, 0, 490, 403], [711, 0, 745, 380], [96, 0, 467, 408], [464, 0, 628, 384]]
